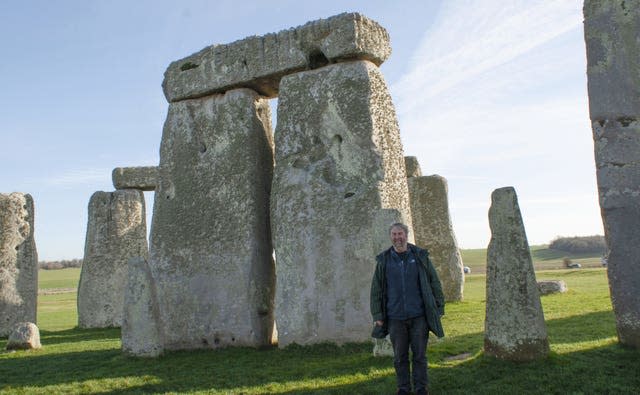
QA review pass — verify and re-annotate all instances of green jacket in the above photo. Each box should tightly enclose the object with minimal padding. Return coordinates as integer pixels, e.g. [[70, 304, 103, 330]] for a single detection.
[[370, 243, 445, 338]]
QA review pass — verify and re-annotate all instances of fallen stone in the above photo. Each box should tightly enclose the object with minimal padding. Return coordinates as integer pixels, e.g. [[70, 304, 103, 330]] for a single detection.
[[404, 156, 422, 178], [149, 88, 276, 350], [6, 322, 41, 350], [271, 60, 412, 347], [122, 257, 163, 357], [112, 166, 158, 191], [78, 190, 148, 328], [408, 175, 464, 302], [484, 187, 549, 361], [585, 0, 640, 348], [537, 280, 567, 295], [0, 193, 38, 337], [162, 13, 391, 102]]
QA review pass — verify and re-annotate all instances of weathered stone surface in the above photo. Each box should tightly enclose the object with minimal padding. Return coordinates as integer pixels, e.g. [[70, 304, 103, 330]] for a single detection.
[[404, 156, 422, 178], [408, 175, 464, 302], [5, 322, 41, 350], [162, 13, 391, 102], [485, 187, 549, 361], [122, 257, 163, 357], [537, 280, 568, 295], [0, 193, 37, 337], [149, 88, 275, 350], [272, 60, 412, 347], [585, 0, 640, 348], [78, 190, 148, 328], [584, 0, 640, 119], [113, 166, 159, 191]]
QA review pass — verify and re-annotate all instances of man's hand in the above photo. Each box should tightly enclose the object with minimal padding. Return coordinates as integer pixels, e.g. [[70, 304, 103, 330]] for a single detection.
[[375, 320, 384, 326]]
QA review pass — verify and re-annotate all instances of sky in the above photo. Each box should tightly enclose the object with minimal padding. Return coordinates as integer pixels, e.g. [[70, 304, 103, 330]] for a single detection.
[[0, 0, 603, 261]]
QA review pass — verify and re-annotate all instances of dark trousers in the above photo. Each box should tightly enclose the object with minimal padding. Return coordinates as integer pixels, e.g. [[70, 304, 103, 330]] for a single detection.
[[388, 316, 429, 392]]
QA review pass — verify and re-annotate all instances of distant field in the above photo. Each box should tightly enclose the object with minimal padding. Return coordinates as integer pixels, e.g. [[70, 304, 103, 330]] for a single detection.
[[38, 268, 81, 291], [460, 245, 603, 273]]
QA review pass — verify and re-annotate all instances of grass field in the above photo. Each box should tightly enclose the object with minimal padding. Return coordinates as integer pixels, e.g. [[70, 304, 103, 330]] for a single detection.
[[1, 265, 638, 394], [460, 245, 604, 273]]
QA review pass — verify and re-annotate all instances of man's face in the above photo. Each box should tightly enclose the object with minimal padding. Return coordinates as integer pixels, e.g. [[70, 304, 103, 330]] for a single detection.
[[390, 226, 408, 252]]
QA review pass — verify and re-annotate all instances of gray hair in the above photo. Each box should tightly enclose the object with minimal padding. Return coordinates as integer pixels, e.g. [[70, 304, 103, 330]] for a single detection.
[[389, 222, 409, 236]]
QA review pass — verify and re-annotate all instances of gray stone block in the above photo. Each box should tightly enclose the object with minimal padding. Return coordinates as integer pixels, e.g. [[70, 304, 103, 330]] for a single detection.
[[585, 0, 640, 348], [404, 156, 422, 178], [537, 280, 567, 295], [5, 322, 41, 350], [112, 166, 159, 191], [484, 187, 549, 361], [584, 1, 640, 119], [78, 190, 148, 329], [149, 88, 275, 350], [0, 193, 37, 337], [408, 175, 464, 302], [162, 13, 391, 102], [271, 60, 411, 347], [122, 257, 163, 357]]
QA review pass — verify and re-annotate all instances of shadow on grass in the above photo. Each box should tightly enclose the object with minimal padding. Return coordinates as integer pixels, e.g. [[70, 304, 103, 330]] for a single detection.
[[430, 341, 639, 395], [39, 327, 120, 345], [0, 311, 634, 394]]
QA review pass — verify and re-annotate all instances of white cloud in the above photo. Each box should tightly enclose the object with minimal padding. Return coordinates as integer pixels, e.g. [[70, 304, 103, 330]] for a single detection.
[[391, 0, 602, 247]]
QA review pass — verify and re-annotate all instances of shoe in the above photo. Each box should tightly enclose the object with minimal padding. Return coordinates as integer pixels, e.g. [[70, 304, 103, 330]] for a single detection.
[[416, 389, 429, 395], [396, 389, 410, 395]]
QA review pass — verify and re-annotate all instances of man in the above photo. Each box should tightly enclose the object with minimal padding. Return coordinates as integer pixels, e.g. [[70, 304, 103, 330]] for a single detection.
[[370, 223, 445, 395]]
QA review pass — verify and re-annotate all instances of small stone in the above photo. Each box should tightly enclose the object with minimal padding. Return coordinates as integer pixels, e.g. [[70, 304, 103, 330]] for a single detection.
[[537, 280, 568, 295], [6, 322, 41, 350]]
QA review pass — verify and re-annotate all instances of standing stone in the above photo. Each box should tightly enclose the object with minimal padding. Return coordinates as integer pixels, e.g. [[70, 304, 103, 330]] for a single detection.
[[408, 175, 464, 302], [272, 60, 412, 347], [0, 193, 37, 337], [78, 190, 148, 328], [122, 257, 163, 357], [6, 322, 41, 350], [404, 156, 422, 178], [485, 187, 549, 361], [584, 0, 640, 348], [149, 88, 275, 350]]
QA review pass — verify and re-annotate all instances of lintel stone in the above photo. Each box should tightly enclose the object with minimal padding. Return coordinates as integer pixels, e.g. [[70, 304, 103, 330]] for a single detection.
[[162, 12, 391, 102], [112, 167, 159, 191]]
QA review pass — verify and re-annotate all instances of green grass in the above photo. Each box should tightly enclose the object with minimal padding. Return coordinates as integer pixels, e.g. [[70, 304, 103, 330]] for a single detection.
[[38, 268, 80, 290], [1, 269, 637, 394], [460, 245, 604, 273]]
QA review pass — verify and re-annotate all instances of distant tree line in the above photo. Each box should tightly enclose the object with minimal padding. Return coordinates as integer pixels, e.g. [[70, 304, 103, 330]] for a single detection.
[[549, 235, 606, 254], [39, 259, 83, 270]]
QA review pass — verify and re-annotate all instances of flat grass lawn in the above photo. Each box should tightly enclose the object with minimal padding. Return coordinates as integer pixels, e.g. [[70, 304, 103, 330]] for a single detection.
[[460, 245, 604, 273], [1, 269, 638, 394], [38, 267, 81, 291]]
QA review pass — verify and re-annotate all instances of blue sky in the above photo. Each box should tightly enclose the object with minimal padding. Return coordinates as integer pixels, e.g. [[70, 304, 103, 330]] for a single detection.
[[0, 0, 602, 260]]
